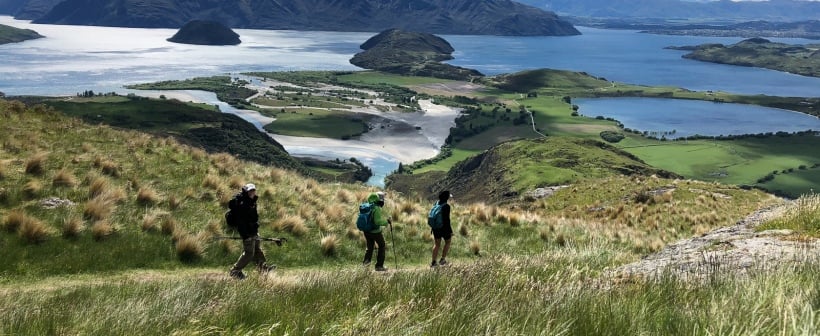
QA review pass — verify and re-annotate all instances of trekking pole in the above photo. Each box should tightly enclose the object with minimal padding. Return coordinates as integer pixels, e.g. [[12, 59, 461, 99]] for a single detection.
[[213, 236, 287, 246], [389, 221, 398, 270]]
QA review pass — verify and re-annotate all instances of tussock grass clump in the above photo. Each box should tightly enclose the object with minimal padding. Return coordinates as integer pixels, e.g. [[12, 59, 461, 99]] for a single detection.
[[1, 209, 29, 233], [136, 186, 160, 206], [87, 175, 111, 199], [346, 225, 360, 240], [23, 180, 42, 198], [19, 216, 51, 244], [202, 174, 221, 190], [228, 176, 243, 189], [323, 204, 347, 224], [336, 189, 353, 204], [141, 210, 166, 232], [0, 160, 6, 180], [459, 224, 469, 237], [470, 240, 481, 256], [81, 142, 94, 153], [274, 215, 308, 236], [320, 234, 339, 257], [211, 153, 239, 175], [175, 234, 204, 262], [83, 197, 115, 221], [24, 152, 48, 175], [91, 220, 114, 241], [52, 168, 78, 188], [62, 217, 84, 238], [168, 195, 181, 210], [161, 217, 177, 236], [269, 168, 285, 183]]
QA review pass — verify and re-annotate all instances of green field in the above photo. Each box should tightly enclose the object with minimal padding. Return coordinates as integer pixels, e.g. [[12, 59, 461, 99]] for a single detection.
[[262, 108, 370, 139]]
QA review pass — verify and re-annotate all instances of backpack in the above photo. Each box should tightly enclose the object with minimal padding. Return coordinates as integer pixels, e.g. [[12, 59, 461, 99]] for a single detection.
[[224, 196, 240, 231], [356, 202, 376, 232], [428, 201, 444, 230]]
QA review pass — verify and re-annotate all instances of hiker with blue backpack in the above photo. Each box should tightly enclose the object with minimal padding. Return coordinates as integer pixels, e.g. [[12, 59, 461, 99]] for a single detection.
[[357, 192, 392, 272], [429, 190, 453, 267]]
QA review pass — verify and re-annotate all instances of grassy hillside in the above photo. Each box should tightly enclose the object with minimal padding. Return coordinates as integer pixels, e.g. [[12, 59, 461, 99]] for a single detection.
[[7, 97, 819, 335], [678, 38, 820, 78]]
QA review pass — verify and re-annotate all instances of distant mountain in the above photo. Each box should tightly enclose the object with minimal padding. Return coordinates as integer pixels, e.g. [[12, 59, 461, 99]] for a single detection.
[[0, 0, 61, 19], [167, 20, 240, 46], [17, 0, 579, 36], [516, 0, 820, 22], [350, 29, 483, 80], [0, 22, 42, 44]]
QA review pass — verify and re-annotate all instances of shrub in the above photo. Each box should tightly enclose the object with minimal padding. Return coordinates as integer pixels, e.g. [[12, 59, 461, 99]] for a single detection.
[[320, 234, 339, 257], [600, 131, 626, 143], [24, 152, 48, 175], [19, 216, 50, 244]]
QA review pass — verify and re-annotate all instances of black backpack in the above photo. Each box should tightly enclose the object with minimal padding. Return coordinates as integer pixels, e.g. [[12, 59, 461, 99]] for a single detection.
[[224, 196, 240, 231]]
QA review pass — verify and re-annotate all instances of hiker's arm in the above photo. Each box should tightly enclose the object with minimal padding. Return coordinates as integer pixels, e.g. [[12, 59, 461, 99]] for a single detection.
[[373, 207, 389, 227]]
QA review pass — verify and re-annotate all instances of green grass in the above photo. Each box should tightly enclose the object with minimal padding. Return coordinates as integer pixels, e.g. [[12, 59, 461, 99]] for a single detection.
[[0, 24, 42, 44], [338, 71, 457, 86], [262, 108, 370, 139], [758, 194, 820, 235], [412, 148, 482, 173]]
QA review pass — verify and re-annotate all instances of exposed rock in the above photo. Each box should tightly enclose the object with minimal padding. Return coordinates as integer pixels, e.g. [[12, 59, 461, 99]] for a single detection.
[[524, 185, 570, 200], [39, 197, 75, 209], [608, 202, 819, 282]]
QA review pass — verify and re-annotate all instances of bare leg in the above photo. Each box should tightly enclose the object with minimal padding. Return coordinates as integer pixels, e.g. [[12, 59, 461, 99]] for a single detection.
[[432, 238, 441, 264], [441, 238, 451, 260]]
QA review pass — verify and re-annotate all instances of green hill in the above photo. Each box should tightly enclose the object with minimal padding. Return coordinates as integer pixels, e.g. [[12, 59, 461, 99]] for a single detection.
[[389, 137, 680, 203], [674, 38, 820, 78], [166, 20, 240, 46], [0, 23, 43, 44], [6, 96, 816, 335]]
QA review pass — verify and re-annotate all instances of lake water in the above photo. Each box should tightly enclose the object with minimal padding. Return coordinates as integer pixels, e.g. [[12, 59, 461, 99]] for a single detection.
[[2, 16, 820, 185], [575, 98, 820, 139]]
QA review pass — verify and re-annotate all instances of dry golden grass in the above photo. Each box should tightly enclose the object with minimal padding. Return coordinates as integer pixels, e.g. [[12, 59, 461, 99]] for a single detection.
[[316, 213, 331, 233], [52, 168, 78, 188], [228, 176, 243, 190], [0, 160, 7, 180], [141, 211, 162, 232], [323, 204, 348, 224], [175, 234, 204, 262], [346, 224, 360, 240], [81, 142, 94, 153], [87, 175, 111, 199], [336, 189, 354, 204], [274, 214, 308, 236], [320, 234, 339, 256], [136, 186, 160, 206], [469, 240, 481, 256], [1, 209, 28, 233], [62, 217, 84, 238], [189, 147, 207, 161], [168, 195, 181, 210], [91, 220, 114, 241], [269, 168, 285, 183], [24, 152, 48, 175], [205, 219, 223, 236], [211, 153, 240, 175], [202, 174, 221, 190], [218, 188, 233, 207], [23, 180, 42, 198], [19, 216, 50, 244], [161, 217, 177, 236], [83, 196, 115, 221]]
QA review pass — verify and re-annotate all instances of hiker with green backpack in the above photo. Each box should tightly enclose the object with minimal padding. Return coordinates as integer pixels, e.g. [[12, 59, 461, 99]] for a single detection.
[[357, 192, 392, 272], [429, 190, 453, 267]]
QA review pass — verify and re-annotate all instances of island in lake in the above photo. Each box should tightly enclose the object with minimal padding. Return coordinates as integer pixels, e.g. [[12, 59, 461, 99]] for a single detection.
[[0, 23, 43, 44], [167, 20, 240, 46], [668, 38, 820, 78]]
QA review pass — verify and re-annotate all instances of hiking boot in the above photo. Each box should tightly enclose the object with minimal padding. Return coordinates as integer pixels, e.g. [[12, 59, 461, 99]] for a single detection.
[[375, 266, 388, 272], [229, 269, 246, 280], [438, 258, 448, 266], [362, 260, 371, 267], [258, 263, 276, 273], [430, 261, 438, 268]]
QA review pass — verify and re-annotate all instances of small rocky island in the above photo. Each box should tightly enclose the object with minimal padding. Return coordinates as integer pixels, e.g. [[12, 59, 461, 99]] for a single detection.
[[668, 37, 820, 78], [0, 23, 44, 45], [350, 29, 483, 80], [167, 20, 240, 46]]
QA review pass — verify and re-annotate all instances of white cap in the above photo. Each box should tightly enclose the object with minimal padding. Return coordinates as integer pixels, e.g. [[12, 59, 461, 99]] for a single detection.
[[376, 191, 385, 201], [243, 183, 256, 192]]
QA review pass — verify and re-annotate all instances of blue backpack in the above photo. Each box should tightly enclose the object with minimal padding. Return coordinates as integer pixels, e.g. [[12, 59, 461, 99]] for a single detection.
[[356, 202, 376, 232], [428, 201, 444, 229]]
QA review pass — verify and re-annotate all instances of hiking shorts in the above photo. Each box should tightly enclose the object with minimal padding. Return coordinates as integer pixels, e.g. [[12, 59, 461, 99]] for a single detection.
[[432, 227, 452, 240]]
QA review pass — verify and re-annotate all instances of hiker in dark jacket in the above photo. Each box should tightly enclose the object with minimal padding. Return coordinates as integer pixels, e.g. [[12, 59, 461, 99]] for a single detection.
[[431, 191, 453, 267], [229, 183, 274, 279], [362, 192, 391, 272]]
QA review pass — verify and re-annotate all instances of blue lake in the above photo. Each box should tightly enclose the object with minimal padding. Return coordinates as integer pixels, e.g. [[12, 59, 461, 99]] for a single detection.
[[2, 16, 820, 185], [574, 98, 820, 139]]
